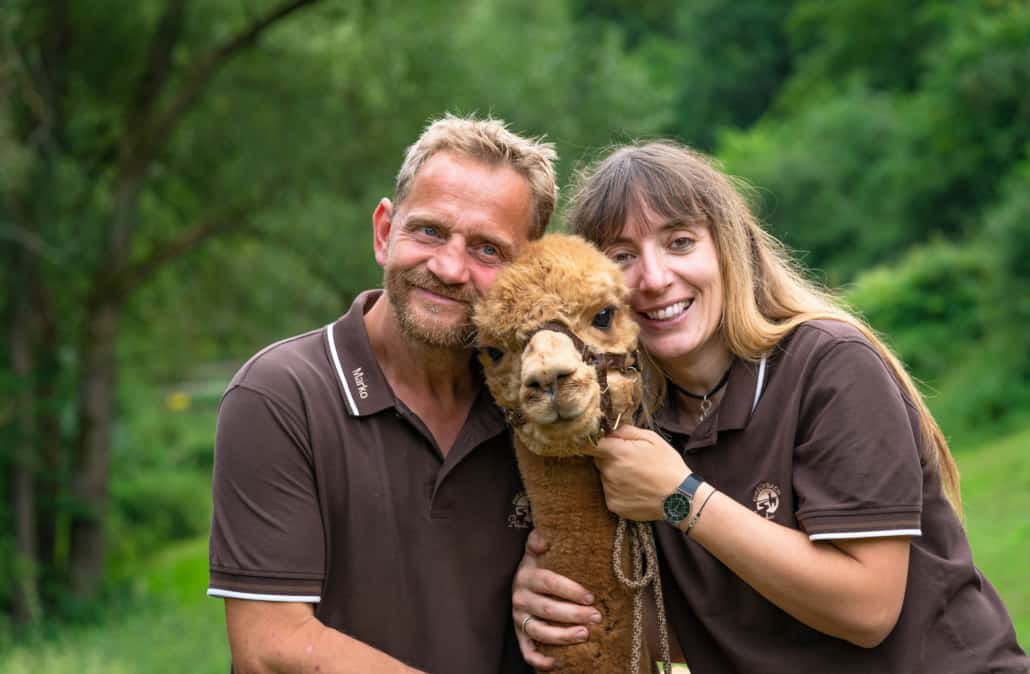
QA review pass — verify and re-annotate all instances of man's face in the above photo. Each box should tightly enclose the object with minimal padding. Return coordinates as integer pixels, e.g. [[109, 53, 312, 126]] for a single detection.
[[373, 151, 535, 349]]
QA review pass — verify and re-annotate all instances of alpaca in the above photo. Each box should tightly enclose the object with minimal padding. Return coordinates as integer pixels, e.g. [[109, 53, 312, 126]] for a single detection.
[[474, 234, 666, 674]]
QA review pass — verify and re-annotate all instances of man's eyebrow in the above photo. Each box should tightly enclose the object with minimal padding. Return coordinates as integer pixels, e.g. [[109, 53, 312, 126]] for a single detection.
[[404, 214, 447, 230]]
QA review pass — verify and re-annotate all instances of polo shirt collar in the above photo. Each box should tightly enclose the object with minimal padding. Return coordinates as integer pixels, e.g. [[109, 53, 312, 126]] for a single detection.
[[324, 289, 396, 416], [323, 290, 508, 442], [653, 356, 768, 446]]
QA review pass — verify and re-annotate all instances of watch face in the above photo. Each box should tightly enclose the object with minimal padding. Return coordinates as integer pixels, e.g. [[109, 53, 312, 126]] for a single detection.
[[663, 492, 691, 523]]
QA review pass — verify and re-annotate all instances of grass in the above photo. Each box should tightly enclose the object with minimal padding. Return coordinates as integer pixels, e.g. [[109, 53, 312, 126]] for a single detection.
[[1, 430, 1026, 671], [955, 427, 1030, 647], [0, 538, 230, 674]]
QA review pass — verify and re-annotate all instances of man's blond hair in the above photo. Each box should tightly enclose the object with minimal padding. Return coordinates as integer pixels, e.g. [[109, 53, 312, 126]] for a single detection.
[[394, 114, 558, 239]]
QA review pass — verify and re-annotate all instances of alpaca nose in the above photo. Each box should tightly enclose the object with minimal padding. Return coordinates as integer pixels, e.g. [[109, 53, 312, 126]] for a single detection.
[[522, 331, 579, 396]]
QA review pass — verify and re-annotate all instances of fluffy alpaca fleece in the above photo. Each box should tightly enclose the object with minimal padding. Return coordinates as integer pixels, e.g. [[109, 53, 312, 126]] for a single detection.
[[474, 234, 648, 674]]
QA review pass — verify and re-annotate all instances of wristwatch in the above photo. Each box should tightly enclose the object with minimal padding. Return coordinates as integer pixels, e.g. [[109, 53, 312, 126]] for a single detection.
[[663, 473, 705, 525]]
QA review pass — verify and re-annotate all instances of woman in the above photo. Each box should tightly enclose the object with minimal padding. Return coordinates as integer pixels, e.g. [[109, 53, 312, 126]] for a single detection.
[[513, 141, 1027, 672]]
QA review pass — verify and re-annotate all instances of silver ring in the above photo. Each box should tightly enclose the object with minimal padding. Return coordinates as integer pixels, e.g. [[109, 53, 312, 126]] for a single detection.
[[520, 615, 536, 633]]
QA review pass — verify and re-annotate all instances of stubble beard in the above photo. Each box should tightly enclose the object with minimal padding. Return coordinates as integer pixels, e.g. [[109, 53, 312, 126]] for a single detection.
[[384, 266, 478, 350]]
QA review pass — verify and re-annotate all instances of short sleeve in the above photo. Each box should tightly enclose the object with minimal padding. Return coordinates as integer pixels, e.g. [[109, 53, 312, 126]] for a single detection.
[[208, 385, 325, 601], [793, 340, 923, 541]]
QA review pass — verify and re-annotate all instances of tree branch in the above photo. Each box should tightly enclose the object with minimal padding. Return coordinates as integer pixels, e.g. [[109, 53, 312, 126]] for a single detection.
[[126, 0, 187, 135], [127, 0, 322, 176], [116, 187, 280, 297]]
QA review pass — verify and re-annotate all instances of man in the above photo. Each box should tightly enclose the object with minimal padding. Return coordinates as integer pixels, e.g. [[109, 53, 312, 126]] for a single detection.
[[207, 115, 557, 673]]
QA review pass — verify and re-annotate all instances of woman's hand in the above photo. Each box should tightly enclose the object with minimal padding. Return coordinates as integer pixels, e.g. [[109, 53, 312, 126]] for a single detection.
[[512, 530, 602, 670], [583, 424, 690, 521]]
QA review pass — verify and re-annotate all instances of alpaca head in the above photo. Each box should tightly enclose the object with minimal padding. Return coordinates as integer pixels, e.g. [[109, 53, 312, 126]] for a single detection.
[[473, 234, 642, 457]]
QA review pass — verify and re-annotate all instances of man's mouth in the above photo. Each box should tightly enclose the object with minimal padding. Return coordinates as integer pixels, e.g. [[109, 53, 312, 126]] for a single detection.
[[642, 300, 692, 321]]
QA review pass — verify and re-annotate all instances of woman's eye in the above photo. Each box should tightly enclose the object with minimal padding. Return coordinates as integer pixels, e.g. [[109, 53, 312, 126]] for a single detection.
[[670, 236, 694, 251], [592, 306, 615, 329], [609, 250, 634, 265], [484, 347, 504, 362]]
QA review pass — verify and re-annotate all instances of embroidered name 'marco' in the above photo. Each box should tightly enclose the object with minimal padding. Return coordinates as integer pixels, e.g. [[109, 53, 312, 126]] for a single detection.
[[351, 367, 369, 399]]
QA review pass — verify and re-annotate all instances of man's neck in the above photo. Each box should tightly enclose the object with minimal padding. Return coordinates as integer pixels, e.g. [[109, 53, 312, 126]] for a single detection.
[[363, 294, 478, 409]]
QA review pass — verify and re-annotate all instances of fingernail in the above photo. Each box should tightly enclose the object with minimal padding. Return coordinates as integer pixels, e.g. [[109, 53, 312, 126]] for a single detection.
[[576, 628, 589, 642], [590, 612, 602, 624], [583, 593, 595, 604]]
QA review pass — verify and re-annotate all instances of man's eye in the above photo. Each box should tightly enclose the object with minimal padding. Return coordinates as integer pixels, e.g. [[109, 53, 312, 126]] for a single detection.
[[481, 244, 499, 258], [592, 306, 615, 329], [422, 226, 440, 238], [484, 347, 504, 362]]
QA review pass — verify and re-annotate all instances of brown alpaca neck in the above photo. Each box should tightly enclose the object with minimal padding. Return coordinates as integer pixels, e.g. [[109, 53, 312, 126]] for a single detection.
[[515, 440, 646, 674]]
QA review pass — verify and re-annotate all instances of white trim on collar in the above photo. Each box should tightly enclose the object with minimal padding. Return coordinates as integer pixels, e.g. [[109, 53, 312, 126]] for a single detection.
[[751, 354, 768, 415], [325, 321, 359, 416]]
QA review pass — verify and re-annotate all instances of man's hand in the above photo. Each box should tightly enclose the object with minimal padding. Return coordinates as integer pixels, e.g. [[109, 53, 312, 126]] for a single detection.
[[512, 530, 602, 671]]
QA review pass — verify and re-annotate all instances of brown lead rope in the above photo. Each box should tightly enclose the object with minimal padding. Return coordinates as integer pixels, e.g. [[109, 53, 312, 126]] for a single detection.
[[613, 518, 672, 674]]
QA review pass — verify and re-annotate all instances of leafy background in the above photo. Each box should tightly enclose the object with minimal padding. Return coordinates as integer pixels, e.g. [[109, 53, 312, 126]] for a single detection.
[[1, 0, 1027, 669]]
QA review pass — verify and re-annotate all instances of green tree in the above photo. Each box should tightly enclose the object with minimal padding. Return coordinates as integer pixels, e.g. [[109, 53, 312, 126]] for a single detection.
[[0, 0, 675, 623]]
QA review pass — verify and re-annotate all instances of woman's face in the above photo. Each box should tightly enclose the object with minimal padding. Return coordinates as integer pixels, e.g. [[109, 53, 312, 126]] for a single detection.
[[603, 207, 728, 371]]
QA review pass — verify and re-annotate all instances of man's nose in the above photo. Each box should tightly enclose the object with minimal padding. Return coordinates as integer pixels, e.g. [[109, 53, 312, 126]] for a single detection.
[[426, 239, 471, 285]]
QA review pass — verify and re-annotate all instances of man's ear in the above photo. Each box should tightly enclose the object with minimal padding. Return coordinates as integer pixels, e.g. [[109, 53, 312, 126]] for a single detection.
[[372, 198, 394, 267]]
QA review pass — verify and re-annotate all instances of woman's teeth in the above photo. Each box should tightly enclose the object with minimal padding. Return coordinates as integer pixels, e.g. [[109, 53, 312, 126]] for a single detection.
[[645, 300, 691, 321]]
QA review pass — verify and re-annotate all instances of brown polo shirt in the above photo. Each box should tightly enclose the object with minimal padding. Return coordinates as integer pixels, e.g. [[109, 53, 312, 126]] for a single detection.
[[208, 290, 533, 674], [654, 320, 1028, 673]]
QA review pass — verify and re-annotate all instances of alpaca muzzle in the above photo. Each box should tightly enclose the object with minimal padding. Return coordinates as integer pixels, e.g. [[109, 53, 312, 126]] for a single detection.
[[507, 320, 640, 435]]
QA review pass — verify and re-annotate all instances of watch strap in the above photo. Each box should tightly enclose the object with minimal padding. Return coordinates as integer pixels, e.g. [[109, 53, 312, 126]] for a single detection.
[[676, 473, 704, 501]]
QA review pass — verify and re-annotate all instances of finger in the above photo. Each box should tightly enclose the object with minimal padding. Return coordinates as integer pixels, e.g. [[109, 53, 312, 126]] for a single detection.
[[605, 422, 647, 440], [524, 616, 590, 647], [515, 566, 595, 606], [514, 588, 601, 626], [516, 628, 558, 671], [526, 529, 549, 555]]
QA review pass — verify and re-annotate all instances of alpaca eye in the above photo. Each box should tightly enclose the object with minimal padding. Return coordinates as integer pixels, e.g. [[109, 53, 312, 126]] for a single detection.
[[484, 346, 504, 363], [592, 306, 615, 329]]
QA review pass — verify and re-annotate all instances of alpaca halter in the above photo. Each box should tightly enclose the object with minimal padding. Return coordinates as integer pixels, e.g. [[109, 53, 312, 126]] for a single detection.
[[503, 320, 641, 436]]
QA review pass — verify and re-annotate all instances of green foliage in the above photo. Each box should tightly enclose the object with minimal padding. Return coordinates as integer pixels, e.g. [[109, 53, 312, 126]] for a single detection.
[[958, 427, 1030, 646], [785, 0, 947, 94], [846, 240, 990, 382], [105, 378, 223, 577], [721, 84, 920, 282], [0, 538, 230, 673]]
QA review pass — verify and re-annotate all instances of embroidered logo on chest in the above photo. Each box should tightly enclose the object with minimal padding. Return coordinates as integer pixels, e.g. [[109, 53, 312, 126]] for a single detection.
[[752, 482, 782, 519], [507, 490, 533, 529]]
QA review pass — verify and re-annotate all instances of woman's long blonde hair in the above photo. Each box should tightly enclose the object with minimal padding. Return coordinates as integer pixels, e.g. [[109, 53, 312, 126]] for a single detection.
[[567, 141, 962, 514]]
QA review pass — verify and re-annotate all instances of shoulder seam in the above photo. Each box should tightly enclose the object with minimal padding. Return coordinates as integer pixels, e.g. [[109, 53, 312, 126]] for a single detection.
[[222, 383, 309, 440]]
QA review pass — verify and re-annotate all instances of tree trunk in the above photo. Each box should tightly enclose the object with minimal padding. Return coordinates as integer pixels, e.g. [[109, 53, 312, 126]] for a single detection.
[[10, 264, 42, 623], [35, 283, 67, 597], [9, 292, 41, 626], [69, 299, 120, 599]]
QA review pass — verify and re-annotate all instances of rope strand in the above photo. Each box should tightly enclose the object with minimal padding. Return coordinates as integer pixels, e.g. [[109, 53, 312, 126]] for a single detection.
[[613, 518, 672, 674]]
